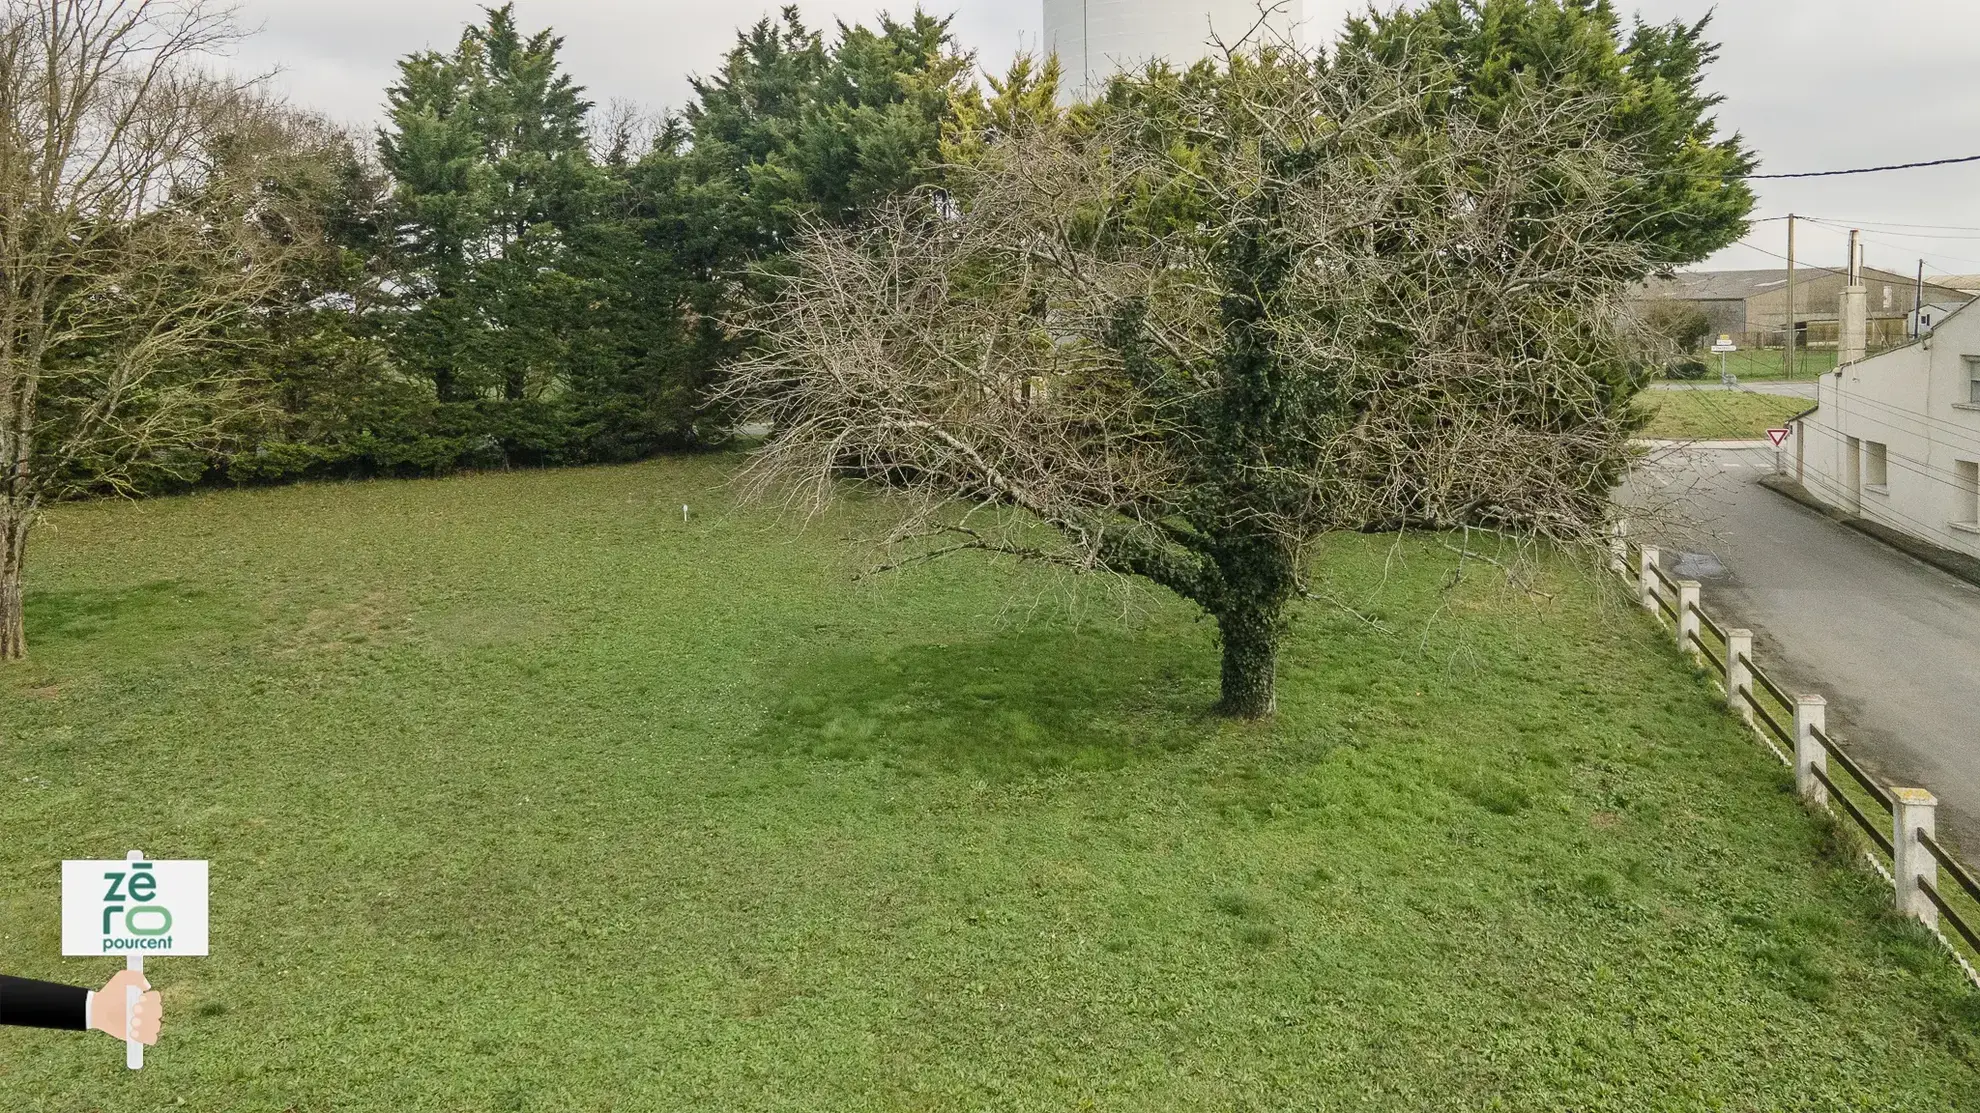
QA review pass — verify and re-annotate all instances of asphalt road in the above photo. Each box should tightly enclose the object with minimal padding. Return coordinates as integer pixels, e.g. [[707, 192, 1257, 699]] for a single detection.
[[1635, 443, 1980, 853]]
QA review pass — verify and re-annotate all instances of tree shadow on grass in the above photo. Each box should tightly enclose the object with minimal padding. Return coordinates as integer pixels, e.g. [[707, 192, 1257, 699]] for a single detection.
[[25, 580, 208, 646], [757, 626, 1219, 778]]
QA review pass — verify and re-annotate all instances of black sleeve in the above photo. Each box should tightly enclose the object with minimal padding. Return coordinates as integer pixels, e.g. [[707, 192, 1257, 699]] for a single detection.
[[0, 975, 89, 1031]]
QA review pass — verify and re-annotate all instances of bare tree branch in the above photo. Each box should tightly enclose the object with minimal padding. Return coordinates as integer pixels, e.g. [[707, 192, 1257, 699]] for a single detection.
[[0, 0, 299, 659], [725, 42, 1658, 715]]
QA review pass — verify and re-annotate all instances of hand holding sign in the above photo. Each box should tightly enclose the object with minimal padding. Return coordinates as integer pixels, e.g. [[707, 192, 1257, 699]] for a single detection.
[[87, 970, 160, 1045], [61, 851, 207, 1069]]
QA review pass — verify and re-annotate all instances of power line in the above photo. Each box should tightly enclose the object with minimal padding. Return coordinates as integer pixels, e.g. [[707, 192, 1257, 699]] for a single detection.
[[1803, 218, 1980, 247], [1799, 221, 1980, 273], [1809, 218, 1980, 235], [1745, 154, 1980, 180], [1790, 425, 1980, 536], [1859, 240, 1980, 275], [1725, 235, 1980, 287], [1810, 388, 1980, 459], [1813, 229, 1980, 243], [1727, 238, 1862, 284]]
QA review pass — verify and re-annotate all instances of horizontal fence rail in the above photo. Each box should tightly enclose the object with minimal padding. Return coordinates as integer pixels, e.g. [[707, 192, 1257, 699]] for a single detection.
[[1617, 523, 1980, 988], [1813, 725, 1895, 812], [1688, 628, 1725, 673], [1919, 831, 1980, 961], [1696, 607, 1727, 643], [1922, 831, 1980, 909], [1749, 663, 1798, 720], [1921, 882, 1980, 958], [1738, 683, 1795, 751], [1810, 765, 1895, 856], [1649, 561, 1680, 594]]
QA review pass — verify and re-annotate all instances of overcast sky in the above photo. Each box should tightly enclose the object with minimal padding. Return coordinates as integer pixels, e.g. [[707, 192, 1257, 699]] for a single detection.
[[226, 0, 1980, 277]]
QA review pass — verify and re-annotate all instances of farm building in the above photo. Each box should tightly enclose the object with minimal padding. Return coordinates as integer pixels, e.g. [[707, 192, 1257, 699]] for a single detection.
[[1635, 267, 1973, 350]]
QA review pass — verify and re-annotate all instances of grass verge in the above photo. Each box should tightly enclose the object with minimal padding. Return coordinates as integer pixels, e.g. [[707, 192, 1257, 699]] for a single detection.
[[1669, 348, 1841, 382], [2, 458, 1976, 1110], [1640, 389, 1812, 441]]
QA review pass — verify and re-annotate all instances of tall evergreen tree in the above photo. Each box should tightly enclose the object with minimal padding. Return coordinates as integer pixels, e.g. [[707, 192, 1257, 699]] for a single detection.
[[669, 7, 974, 279], [379, 4, 593, 412], [1340, 0, 1755, 270], [226, 6, 985, 479]]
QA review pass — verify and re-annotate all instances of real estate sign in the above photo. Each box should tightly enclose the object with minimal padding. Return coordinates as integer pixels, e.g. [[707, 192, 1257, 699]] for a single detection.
[[61, 858, 209, 957]]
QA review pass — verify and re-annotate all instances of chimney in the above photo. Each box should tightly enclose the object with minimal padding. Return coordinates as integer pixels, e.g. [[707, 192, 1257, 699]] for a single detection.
[[1839, 229, 1868, 365]]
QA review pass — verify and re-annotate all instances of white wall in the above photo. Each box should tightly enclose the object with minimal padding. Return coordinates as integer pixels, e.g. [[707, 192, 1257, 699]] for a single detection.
[[1800, 300, 1980, 557], [1043, 0, 1306, 103]]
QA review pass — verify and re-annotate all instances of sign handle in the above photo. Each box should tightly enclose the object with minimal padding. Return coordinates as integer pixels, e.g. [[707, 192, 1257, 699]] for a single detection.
[[126, 954, 142, 1070], [125, 850, 142, 1071]]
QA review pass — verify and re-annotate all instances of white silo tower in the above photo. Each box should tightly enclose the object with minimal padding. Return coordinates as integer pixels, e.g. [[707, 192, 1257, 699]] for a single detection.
[[1044, 1, 1306, 104]]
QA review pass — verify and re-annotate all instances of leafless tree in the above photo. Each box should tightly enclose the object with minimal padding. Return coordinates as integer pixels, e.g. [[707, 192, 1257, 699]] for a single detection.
[[730, 46, 1658, 717], [0, 0, 298, 659]]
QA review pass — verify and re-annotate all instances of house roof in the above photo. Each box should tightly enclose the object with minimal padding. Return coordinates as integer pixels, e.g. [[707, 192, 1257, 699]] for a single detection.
[[1637, 269, 1787, 302], [1636, 266, 1976, 305]]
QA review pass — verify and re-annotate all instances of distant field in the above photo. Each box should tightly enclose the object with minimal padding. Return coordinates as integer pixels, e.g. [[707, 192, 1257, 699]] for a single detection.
[[1668, 348, 1840, 382], [1641, 389, 1810, 441], [2, 459, 1976, 1110]]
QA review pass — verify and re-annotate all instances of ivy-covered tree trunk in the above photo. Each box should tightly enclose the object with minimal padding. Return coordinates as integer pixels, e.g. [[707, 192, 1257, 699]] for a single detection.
[[1214, 603, 1279, 719], [734, 32, 1702, 726], [1206, 536, 1297, 719]]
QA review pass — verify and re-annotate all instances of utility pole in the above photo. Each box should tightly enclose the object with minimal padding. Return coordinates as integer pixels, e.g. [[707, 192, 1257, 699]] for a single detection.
[[1784, 214, 1797, 379], [1915, 260, 1926, 339]]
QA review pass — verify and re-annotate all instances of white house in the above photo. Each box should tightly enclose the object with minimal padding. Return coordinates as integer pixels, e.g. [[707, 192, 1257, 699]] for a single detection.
[[1043, 0, 1305, 104], [1796, 297, 1980, 556], [1909, 301, 1965, 336]]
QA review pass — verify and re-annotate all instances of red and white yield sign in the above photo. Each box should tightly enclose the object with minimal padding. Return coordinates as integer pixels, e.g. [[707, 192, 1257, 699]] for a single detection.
[[1766, 427, 1792, 447]]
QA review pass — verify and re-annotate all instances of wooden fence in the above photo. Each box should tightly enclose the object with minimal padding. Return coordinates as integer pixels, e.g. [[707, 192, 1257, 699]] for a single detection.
[[1612, 525, 1980, 986]]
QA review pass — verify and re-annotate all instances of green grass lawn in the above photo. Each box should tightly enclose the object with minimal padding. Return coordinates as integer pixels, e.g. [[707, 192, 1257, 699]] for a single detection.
[[1640, 389, 1812, 442], [1668, 348, 1840, 382], [2, 458, 1975, 1110]]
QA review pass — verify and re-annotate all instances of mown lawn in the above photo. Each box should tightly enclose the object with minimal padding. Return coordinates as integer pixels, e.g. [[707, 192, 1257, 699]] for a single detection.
[[2, 458, 1975, 1111], [1667, 348, 1839, 382], [1640, 388, 1812, 442]]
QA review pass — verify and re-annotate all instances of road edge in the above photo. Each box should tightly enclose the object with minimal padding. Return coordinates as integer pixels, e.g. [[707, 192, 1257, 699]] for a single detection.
[[1758, 474, 1980, 589]]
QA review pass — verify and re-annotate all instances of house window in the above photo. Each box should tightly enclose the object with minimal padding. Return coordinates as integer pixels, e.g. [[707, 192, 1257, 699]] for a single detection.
[[1968, 357, 1980, 405], [1957, 461, 1980, 526], [1865, 441, 1889, 488]]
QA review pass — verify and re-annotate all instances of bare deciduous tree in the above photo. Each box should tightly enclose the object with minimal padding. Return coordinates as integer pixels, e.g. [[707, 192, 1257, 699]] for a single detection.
[[731, 46, 1657, 717], [0, 0, 296, 659]]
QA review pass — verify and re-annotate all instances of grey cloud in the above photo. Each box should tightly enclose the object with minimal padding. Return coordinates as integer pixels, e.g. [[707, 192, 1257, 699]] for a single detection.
[[229, 0, 1980, 272]]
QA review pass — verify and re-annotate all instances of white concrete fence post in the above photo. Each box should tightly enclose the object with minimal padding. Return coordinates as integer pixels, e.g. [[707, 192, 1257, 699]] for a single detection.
[[1676, 581, 1702, 653], [1794, 695, 1828, 806], [1638, 545, 1662, 614], [1725, 630, 1754, 719], [1892, 788, 1940, 928], [1608, 520, 1629, 576]]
